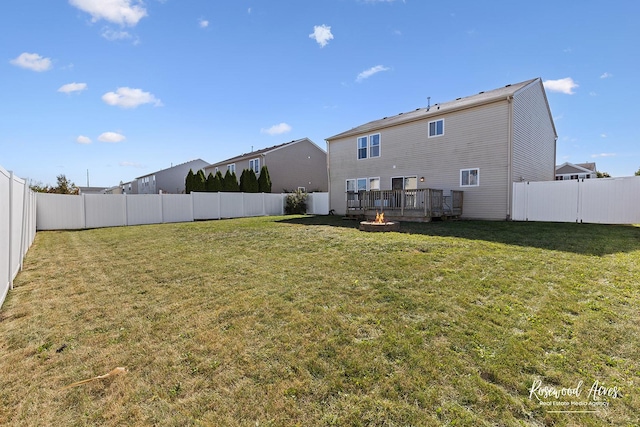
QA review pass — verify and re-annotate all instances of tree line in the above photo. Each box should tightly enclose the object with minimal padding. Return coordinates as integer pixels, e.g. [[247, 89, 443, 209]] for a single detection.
[[185, 166, 272, 194]]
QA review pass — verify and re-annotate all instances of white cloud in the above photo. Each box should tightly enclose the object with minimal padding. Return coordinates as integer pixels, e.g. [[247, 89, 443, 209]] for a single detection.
[[98, 132, 126, 143], [600, 72, 613, 79], [101, 27, 133, 41], [9, 52, 52, 72], [58, 82, 88, 94], [591, 153, 616, 158], [69, 0, 147, 26], [601, 133, 607, 138], [356, 65, 390, 82], [248, 8, 252, 14], [198, 18, 209, 28], [543, 77, 578, 95], [589, 91, 597, 96], [76, 135, 92, 144], [261, 123, 292, 135], [309, 24, 334, 48], [102, 87, 163, 108]]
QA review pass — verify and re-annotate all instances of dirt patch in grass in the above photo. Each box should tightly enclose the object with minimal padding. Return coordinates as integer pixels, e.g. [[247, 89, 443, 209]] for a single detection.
[[1, 216, 639, 426]]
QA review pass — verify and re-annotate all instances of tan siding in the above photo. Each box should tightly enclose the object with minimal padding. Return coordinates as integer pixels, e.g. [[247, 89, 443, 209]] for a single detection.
[[266, 140, 328, 192], [512, 81, 556, 183], [329, 101, 511, 219]]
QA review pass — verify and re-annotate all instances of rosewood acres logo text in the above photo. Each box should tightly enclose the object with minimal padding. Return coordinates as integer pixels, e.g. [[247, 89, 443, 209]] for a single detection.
[[528, 379, 622, 412]]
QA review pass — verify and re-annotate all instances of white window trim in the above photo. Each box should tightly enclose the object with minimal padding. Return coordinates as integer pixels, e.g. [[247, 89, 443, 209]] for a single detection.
[[297, 186, 306, 192], [357, 136, 368, 160], [391, 176, 418, 190], [369, 133, 381, 158], [369, 177, 380, 191], [356, 178, 367, 192], [460, 168, 479, 187], [428, 118, 445, 138], [346, 178, 356, 192], [227, 163, 236, 174], [249, 158, 260, 174]]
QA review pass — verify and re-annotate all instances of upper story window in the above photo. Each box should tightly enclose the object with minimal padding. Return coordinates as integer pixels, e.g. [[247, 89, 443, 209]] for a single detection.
[[428, 119, 444, 138], [227, 164, 236, 174], [249, 158, 260, 174], [357, 133, 381, 159], [460, 168, 479, 187], [214, 167, 219, 173], [357, 136, 367, 159]]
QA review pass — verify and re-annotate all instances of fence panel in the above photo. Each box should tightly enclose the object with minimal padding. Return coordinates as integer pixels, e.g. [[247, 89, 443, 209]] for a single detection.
[[307, 193, 329, 215], [85, 194, 126, 229], [0, 168, 11, 306], [1, 167, 37, 309], [579, 177, 640, 224], [162, 194, 193, 223], [220, 193, 245, 218], [127, 195, 163, 226], [192, 192, 220, 220], [36, 193, 85, 230], [265, 194, 285, 216], [243, 193, 266, 217], [512, 177, 640, 224]]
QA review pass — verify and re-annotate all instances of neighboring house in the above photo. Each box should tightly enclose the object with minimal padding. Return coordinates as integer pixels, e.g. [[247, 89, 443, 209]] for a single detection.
[[203, 138, 328, 192], [135, 159, 210, 194], [120, 180, 139, 195], [325, 78, 557, 220], [555, 162, 597, 180]]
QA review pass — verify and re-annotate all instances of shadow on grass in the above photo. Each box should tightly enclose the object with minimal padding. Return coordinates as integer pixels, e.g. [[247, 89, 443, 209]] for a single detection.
[[277, 215, 640, 256]]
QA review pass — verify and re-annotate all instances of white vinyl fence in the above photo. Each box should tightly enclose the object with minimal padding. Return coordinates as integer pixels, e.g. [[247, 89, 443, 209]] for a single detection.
[[37, 192, 330, 231], [1, 167, 37, 308], [512, 176, 640, 224]]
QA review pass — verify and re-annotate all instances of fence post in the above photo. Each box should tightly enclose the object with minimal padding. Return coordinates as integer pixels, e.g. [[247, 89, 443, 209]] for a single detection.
[[8, 172, 14, 290]]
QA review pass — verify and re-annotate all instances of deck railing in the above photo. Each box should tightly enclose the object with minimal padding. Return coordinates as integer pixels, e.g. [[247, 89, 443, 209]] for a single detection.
[[347, 189, 463, 217]]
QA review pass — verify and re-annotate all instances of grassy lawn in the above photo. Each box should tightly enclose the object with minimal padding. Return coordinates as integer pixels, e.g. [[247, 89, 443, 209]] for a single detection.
[[1, 215, 639, 426]]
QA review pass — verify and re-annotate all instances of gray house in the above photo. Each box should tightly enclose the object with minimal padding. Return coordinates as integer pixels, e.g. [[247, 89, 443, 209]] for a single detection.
[[135, 159, 210, 194], [325, 78, 557, 220], [555, 162, 597, 180], [203, 138, 328, 192]]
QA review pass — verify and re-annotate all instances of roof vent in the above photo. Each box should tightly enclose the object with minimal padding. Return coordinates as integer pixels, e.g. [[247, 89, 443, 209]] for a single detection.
[[456, 97, 462, 100], [398, 112, 403, 115], [505, 84, 512, 87], [479, 91, 485, 94]]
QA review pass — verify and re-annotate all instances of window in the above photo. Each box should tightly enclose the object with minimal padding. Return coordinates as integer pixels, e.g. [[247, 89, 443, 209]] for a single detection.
[[215, 167, 219, 173], [297, 186, 306, 192], [460, 168, 479, 187], [346, 179, 356, 192], [369, 134, 380, 158], [249, 158, 260, 174], [369, 177, 380, 191], [227, 164, 236, 174], [357, 136, 367, 159], [357, 134, 381, 159], [357, 178, 367, 192], [428, 119, 444, 137]]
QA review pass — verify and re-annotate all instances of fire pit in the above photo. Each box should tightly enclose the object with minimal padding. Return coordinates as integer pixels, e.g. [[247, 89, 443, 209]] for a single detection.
[[359, 211, 400, 232]]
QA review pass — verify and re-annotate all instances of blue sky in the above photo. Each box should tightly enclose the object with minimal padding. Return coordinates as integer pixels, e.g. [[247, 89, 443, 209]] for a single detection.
[[2, 0, 639, 187]]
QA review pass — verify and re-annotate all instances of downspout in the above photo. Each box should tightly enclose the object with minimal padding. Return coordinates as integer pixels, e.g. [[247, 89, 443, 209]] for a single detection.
[[506, 95, 513, 220]]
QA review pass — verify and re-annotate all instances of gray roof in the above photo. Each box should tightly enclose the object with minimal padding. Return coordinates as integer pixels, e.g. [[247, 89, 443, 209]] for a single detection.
[[326, 78, 540, 141], [207, 138, 316, 167], [135, 158, 209, 179]]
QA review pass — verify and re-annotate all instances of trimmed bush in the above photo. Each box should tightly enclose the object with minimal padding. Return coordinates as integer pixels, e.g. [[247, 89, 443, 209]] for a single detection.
[[285, 189, 307, 214]]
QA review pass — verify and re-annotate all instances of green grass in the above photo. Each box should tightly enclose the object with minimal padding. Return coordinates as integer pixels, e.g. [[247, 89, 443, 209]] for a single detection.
[[1, 215, 639, 426]]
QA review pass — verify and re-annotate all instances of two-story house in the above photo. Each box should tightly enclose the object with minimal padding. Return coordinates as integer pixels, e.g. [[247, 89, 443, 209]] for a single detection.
[[325, 78, 557, 220], [135, 159, 210, 194], [203, 138, 328, 193]]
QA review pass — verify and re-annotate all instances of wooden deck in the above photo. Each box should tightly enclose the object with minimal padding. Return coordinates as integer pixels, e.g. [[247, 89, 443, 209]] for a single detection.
[[346, 189, 463, 222]]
